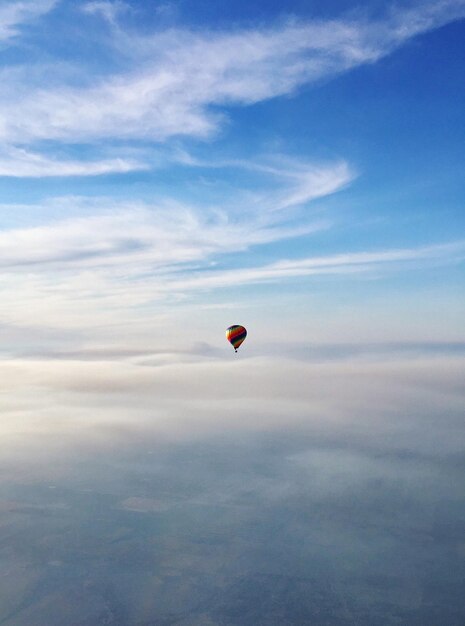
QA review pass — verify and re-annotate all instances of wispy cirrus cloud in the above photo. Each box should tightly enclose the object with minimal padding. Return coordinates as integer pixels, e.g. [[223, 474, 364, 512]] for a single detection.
[[0, 147, 461, 333], [0, 2, 461, 342], [0, 0, 57, 42], [0, 155, 350, 268], [0, 155, 353, 331], [174, 153, 356, 213], [0, 210, 463, 332], [0, 204, 326, 272], [82, 1, 130, 25], [0, 1, 464, 146], [166, 241, 465, 292], [0, 146, 148, 177]]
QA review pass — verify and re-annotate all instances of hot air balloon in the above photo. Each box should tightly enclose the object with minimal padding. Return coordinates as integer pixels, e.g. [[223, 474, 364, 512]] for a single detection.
[[226, 325, 247, 353]]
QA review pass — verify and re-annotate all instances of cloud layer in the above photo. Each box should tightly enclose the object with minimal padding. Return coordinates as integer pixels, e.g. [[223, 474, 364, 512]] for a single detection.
[[1, 347, 464, 624]]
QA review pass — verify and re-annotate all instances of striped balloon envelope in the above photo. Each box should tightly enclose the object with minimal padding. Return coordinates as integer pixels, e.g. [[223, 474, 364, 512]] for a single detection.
[[226, 325, 247, 353]]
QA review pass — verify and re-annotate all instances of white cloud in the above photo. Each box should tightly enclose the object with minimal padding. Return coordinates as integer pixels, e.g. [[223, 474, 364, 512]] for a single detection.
[[177, 154, 356, 212], [0, 156, 349, 269], [0, 204, 324, 272], [0, 1, 463, 144], [0, 0, 57, 42], [0, 155, 350, 331], [166, 240, 465, 292], [0, 146, 148, 177], [82, 1, 130, 25], [0, 353, 464, 455], [387, 0, 465, 40], [0, 151, 461, 335], [0, 211, 462, 333]]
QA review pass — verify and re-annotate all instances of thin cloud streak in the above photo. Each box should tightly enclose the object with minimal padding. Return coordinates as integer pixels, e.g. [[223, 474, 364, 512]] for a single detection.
[[170, 241, 465, 291], [0, 147, 148, 177]]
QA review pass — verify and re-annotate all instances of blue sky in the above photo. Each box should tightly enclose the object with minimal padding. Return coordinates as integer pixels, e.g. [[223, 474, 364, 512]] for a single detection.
[[0, 0, 464, 358], [1, 6, 465, 622]]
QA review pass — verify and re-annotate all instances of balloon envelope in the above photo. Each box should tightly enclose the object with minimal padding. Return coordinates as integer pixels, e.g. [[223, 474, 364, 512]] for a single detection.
[[226, 325, 247, 352]]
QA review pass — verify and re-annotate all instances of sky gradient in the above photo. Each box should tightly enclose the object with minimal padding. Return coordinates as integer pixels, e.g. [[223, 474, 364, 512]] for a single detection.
[[0, 1, 464, 624]]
